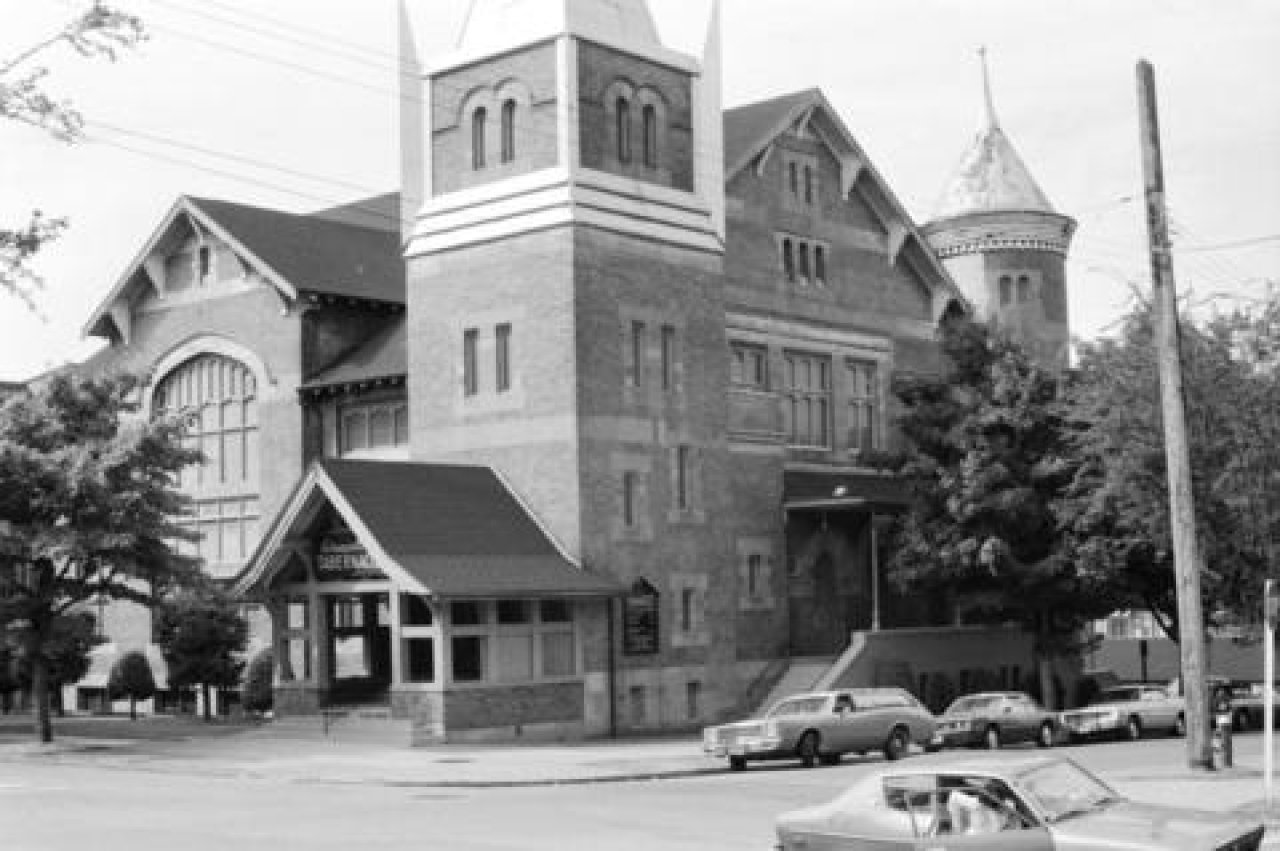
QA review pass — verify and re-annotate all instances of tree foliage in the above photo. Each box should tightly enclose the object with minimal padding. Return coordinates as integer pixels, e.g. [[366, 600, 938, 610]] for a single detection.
[[107, 649, 155, 720], [154, 587, 248, 722], [0, 373, 201, 741], [890, 319, 1112, 708], [1, 5, 145, 307], [1058, 303, 1278, 641]]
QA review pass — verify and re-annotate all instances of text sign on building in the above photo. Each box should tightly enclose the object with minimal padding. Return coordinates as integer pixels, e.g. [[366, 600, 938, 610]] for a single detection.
[[316, 530, 385, 582], [623, 579, 660, 656]]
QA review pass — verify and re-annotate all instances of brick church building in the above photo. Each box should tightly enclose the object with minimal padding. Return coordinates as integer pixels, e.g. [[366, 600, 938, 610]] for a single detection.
[[66, 0, 1075, 741]]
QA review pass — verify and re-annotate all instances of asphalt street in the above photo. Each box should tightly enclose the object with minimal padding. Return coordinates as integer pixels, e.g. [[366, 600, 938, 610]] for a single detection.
[[0, 734, 1270, 850]]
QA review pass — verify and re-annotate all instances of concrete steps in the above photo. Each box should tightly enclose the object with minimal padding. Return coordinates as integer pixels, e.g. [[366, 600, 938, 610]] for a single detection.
[[756, 656, 837, 713]]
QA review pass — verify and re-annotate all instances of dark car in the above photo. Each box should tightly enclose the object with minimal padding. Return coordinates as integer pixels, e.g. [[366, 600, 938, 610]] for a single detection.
[[929, 691, 1058, 751]]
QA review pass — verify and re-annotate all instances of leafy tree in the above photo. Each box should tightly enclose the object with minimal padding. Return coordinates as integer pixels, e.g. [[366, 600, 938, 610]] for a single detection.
[[889, 319, 1112, 708], [242, 648, 274, 716], [1059, 303, 1276, 641], [0, 374, 201, 742], [1, 5, 144, 307], [0, 647, 18, 714], [154, 588, 248, 722], [107, 649, 155, 720]]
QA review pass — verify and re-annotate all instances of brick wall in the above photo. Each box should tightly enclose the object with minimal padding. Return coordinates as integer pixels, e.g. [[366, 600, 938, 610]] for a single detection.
[[444, 682, 585, 731]]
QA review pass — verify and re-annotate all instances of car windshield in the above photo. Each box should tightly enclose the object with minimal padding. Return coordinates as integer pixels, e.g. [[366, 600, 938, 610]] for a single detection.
[[1019, 761, 1121, 823], [766, 696, 827, 718], [946, 695, 1002, 714]]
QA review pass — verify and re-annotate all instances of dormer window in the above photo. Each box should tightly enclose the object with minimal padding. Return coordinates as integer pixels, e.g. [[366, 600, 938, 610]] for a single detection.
[[500, 99, 516, 163], [616, 97, 632, 163], [642, 104, 658, 169], [472, 106, 488, 170]]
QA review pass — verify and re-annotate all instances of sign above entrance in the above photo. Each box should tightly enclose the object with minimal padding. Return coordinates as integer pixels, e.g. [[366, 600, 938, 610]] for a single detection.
[[316, 530, 386, 582]]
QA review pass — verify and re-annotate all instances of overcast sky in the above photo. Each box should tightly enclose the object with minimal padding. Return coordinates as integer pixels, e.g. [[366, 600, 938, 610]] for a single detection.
[[2, 0, 1277, 381]]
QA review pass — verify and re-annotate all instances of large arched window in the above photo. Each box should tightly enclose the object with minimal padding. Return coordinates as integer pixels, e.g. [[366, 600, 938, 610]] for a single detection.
[[616, 97, 632, 163], [472, 106, 488, 170], [154, 354, 260, 577], [500, 99, 517, 164], [641, 104, 658, 169]]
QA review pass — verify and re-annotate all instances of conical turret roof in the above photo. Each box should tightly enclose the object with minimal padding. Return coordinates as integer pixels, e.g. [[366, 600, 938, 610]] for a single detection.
[[457, 0, 661, 53], [930, 50, 1057, 221]]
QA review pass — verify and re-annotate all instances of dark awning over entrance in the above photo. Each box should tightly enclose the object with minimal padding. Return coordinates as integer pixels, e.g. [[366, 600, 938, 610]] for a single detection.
[[235, 459, 621, 599], [782, 468, 912, 512]]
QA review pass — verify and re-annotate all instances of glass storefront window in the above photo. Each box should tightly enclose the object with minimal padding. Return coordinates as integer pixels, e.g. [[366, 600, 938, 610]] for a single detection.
[[452, 635, 486, 682], [332, 635, 369, 679], [496, 634, 534, 682], [497, 600, 529, 624], [451, 601, 483, 626], [539, 600, 571, 623], [402, 637, 435, 683], [284, 637, 311, 681], [401, 594, 434, 626], [541, 631, 575, 677], [287, 598, 309, 630]]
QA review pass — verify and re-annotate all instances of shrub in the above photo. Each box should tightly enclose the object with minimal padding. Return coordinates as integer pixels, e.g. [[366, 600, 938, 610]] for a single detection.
[[107, 651, 156, 720], [242, 649, 274, 715]]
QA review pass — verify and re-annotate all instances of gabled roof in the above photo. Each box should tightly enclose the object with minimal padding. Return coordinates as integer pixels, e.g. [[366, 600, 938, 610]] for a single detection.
[[235, 459, 621, 599], [83, 195, 405, 341], [723, 88, 966, 317], [190, 197, 405, 303], [302, 315, 407, 392]]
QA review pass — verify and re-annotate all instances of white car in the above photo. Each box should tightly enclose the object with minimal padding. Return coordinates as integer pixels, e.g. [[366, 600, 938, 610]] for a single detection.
[[1058, 684, 1185, 741]]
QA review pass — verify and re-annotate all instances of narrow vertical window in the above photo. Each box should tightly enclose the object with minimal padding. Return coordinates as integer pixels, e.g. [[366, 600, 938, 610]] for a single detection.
[[660, 324, 676, 392], [197, 245, 212, 283], [999, 275, 1012, 306], [788, 161, 799, 196], [680, 587, 695, 632], [642, 104, 658, 169], [463, 328, 479, 396], [629, 320, 646, 388], [804, 165, 814, 204], [782, 239, 795, 282], [495, 323, 512, 393], [1016, 274, 1031, 303], [472, 107, 487, 169], [616, 97, 632, 163], [686, 681, 701, 720], [747, 554, 762, 598], [675, 444, 690, 510], [500, 99, 516, 163], [798, 242, 811, 282], [815, 245, 826, 284], [622, 471, 638, 527], [848, 360, 880, 452]]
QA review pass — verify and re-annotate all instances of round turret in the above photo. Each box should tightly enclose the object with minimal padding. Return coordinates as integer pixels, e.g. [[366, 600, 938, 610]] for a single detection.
[[922, 50, 1076, 370]]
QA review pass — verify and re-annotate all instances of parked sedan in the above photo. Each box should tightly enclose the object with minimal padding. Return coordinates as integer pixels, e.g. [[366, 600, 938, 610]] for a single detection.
[[774, 754, 1264, 850], [701, 688, 936, 771], [1058, 683, 1185, 741], [930, 691, 1058, 751]]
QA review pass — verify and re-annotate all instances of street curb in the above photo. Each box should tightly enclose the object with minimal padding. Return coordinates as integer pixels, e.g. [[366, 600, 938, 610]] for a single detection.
[[291, 766, 727, 789]]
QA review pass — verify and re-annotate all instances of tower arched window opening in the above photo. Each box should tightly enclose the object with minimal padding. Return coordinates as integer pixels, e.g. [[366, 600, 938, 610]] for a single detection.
[[500, 99, 517, 163], [999, 275, 1013, 306], [616, 97, 632, 163], [641, 104, 658, 169], [814, 245, 826, 283], [1016, 275, 1031, 303], [782, 239, 795, 282], [798, 242, 811, 282], [788, 162, 799, 196], [472, 106, 488, 170]]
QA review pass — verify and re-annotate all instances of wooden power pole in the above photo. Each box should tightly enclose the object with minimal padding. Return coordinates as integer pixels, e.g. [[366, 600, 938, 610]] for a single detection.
[[1136, 59, 1213, 771]]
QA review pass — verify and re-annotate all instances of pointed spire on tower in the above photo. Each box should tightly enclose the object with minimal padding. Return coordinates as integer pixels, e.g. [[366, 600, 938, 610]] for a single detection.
[[978, 46, 999, 131]]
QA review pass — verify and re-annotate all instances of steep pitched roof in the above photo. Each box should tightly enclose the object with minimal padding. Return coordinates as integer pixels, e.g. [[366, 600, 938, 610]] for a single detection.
[[723, 88, 821, 179], [929, 53, 1057, 221], [236, 460, 621, 598], [83, 194, 404, 341], [190, 197, 405, 303], [302, 314, 407, 392]]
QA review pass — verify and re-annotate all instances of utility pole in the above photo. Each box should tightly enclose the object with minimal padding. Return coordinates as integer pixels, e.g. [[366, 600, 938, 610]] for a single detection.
[[1136, 59, 1213, 771]]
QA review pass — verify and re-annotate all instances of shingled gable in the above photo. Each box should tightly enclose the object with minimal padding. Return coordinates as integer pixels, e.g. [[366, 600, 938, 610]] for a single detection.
[[724, 88, 967, 318], [83, 195, 405, 341], [234, 459, 620, 599]]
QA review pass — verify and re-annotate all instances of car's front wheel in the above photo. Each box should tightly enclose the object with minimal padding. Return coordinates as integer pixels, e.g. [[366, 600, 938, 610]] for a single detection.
[[1037, 722, 1055, 748], [883, 726, 910, 761], [797, 731, 821, 768]]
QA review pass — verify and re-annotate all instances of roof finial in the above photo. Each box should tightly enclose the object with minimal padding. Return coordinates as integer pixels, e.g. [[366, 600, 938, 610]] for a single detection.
[[978, 46, 999, 130]]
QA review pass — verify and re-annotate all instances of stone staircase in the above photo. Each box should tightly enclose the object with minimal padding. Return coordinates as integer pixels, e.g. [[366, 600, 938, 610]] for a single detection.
[[755, 656, 838, 714]]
